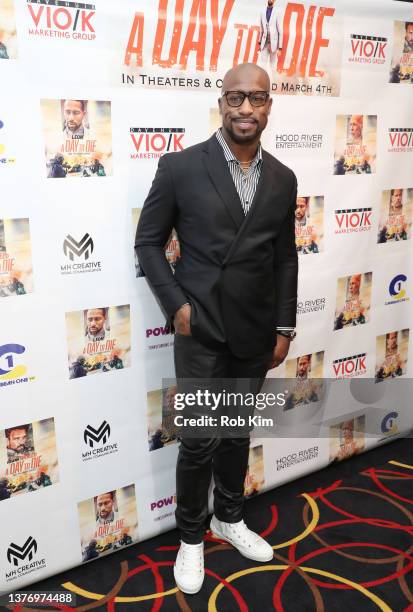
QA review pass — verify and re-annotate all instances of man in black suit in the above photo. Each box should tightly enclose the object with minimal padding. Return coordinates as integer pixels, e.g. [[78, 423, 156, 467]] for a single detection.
[[135, 62, 298, 594]]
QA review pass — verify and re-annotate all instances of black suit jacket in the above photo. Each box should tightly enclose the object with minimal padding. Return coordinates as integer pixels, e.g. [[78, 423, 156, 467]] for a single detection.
[[135, 134, 298, 358]]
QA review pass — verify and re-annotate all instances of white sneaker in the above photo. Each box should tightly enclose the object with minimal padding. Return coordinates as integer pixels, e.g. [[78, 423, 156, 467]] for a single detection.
[[210, 516, 273, 562], [173, 541, 205, 594]]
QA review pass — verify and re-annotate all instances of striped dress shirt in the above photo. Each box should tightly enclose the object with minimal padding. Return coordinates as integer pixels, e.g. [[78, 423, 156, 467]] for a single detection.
[[215, 128, 294, 335], [215, 128, 262, 216]]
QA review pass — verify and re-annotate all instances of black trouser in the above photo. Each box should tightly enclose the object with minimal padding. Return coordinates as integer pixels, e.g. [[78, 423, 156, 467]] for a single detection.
[[173, 333, 272, 544]]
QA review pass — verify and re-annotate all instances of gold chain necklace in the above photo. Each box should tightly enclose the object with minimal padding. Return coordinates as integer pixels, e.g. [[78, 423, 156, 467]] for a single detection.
[[239, 159, 254, 172]]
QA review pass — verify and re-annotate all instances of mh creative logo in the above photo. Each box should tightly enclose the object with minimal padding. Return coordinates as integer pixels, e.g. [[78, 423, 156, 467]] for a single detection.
[[7, 537, 37, 567], [61, 233, 101, 276], [386, 274, 409, 305], [27, 0, 96, 41], [63, 233, 94, 261], [84, 421, 110, 448], [82, 420, 118, 462], [6, 537, 46, 581], [0, 344, 34, 388], [381, 412, 399, 436]]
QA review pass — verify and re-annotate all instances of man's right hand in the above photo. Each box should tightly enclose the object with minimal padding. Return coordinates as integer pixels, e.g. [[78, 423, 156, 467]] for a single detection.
[[174, 303, 192, 336]]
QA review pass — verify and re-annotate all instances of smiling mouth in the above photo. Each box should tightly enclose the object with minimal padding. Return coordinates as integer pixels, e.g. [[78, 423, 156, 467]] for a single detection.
[[233, 119, 257, 129]]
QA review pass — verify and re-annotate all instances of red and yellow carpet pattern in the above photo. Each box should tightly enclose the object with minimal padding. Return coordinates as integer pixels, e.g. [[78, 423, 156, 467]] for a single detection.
[[8, 438, 413, 611]]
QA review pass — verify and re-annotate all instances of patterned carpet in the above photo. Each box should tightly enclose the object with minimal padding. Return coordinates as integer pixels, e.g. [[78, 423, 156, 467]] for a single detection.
[[8, 437, 413, 611]]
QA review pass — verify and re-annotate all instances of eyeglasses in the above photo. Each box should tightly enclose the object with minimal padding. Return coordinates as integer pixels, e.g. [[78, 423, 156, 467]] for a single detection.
[[222, 91, 270, 108]]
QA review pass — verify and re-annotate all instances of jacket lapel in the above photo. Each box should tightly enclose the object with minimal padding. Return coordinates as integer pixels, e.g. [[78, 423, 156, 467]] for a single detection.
[[246, 151, 278, 220], [202, 136, 245, 230], [222, 152, 281, 265]]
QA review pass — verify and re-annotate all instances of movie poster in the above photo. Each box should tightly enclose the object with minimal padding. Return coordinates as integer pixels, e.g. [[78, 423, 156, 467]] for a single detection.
[[0, 218, 33, 298], [330, 416, 365, 461], [295, 195, 324, 254], [147, 386, 179, 451], [389, 21, 413, 84], [122, 1, 342, 97], [334, 115, 377, 175], [244, 445, 264, 497], [66, 305, 131, 379], [334, 272, 372, 330], [0, 418, 59, 501], [132, 208, 180, 278], [284, 352, 324, 411], [377, 188, 413, 243], [375, 329, 409, 382], [40, 99, 112, 178], [259, 1, 343, 97], [0, 0, 17, 59], [78, 484, 138, 563]]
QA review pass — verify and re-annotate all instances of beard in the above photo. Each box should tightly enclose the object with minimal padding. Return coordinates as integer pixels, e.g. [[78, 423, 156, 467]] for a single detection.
[[224, 119, 261, 144]]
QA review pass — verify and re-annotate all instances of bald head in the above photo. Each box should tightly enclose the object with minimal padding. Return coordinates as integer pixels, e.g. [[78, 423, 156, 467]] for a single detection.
[[218, 63, 272, 147], [222, 63, 270, 93]]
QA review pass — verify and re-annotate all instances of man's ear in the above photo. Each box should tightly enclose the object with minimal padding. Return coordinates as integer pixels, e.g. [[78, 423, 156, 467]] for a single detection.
[[268, 96, 273, 115], [218, 97, 223, 115]]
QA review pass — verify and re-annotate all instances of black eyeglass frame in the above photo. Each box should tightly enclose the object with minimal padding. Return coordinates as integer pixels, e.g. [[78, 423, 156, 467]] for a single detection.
[[221, 90, 270, 108]]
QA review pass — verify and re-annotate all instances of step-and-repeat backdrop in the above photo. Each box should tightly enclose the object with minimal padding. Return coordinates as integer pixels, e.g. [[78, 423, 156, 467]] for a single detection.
[[0, 0, 412, 592]]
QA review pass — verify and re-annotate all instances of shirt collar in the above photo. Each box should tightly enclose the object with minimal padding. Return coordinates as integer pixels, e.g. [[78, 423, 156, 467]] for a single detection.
[[216, 128, 262, 166]]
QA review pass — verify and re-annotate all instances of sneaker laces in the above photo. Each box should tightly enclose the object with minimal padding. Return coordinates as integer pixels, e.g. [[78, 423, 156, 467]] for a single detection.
[[180, 544, 203, 572], [227, 520, 260, 546]]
